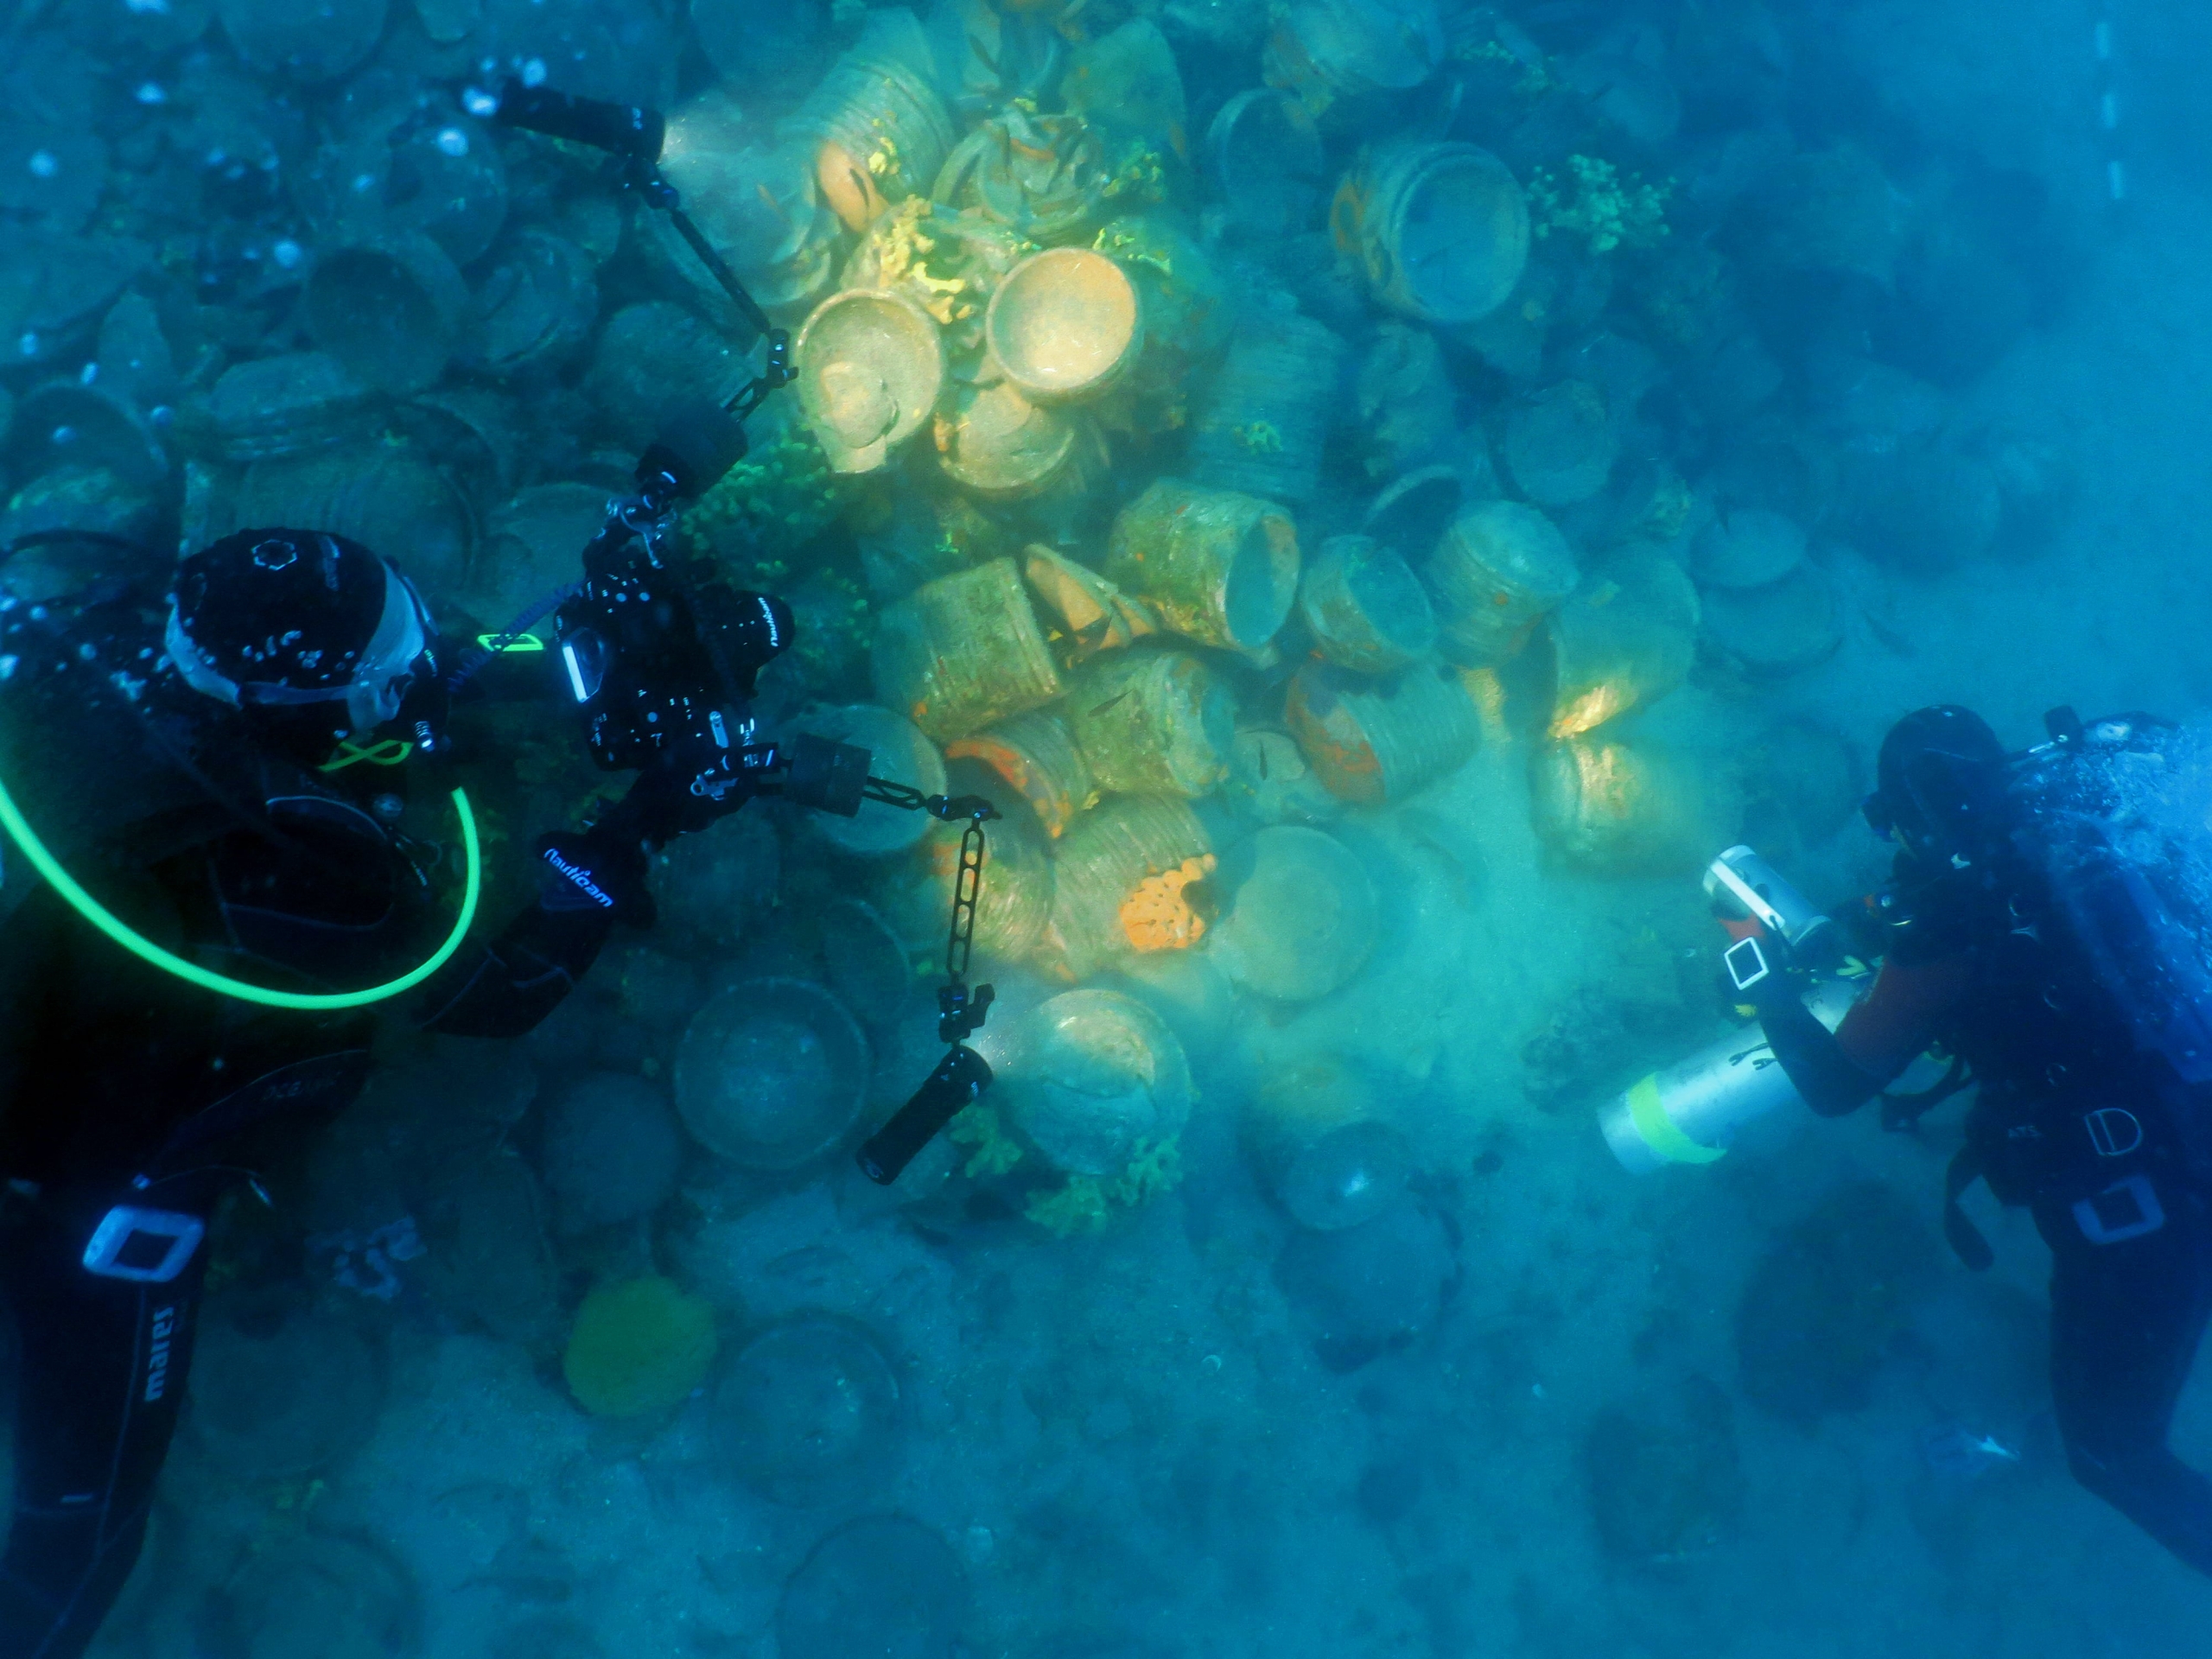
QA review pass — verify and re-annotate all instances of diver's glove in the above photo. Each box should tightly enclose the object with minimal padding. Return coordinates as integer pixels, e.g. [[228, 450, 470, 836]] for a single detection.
[[534, 818, 654, 930], [614, 733, 775, 847], [1719, 929, 1804, 1020]]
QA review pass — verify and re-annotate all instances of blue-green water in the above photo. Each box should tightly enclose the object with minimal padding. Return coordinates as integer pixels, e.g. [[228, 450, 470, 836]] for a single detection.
[[6, 0, 2212, 1654]]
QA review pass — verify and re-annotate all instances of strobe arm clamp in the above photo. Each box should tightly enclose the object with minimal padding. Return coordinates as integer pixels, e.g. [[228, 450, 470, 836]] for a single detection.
[[856, 793, 1001, 1185], [490, 79, 795, 407], [769, 744, 1001, 1045]]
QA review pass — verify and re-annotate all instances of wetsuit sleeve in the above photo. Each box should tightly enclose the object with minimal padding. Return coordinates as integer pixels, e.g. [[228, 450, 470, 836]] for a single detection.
[[0, 890, 70, 1169], [412, 906, 616, 1039], [1834, 952, 1974, 1079], [1756, 952, 1972, 1117], [415, 821, 650, 1039], [416, 741, 767, 1040]]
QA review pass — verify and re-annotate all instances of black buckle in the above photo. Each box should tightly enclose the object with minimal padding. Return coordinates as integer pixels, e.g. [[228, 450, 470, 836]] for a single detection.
[[82, 1205, 203, 1283], [2084, 1106, 2145, 1158]]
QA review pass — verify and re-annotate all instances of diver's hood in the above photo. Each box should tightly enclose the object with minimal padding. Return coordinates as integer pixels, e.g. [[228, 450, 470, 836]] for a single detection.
[[163, 544, 434, 739]]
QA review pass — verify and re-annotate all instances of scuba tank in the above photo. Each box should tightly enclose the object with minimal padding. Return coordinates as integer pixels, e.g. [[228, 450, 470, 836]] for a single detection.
[[1599, 971, 1863, 1173], [2010, 709, 2212, 1088], [1998, 709, 2212, 1179], [1598, 845, 1867, 1173]]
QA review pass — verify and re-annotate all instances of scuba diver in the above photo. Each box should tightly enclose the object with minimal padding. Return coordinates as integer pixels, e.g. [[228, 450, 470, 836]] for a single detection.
[[0, 524, 791, 1657], [1741, 703, 2212, 1578], [0, 74, 995, 1657]]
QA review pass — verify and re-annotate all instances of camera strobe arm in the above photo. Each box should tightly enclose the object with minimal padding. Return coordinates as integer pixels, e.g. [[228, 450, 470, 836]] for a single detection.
[[489, 78, 995, 1182], [746, 733, 1001, 827], [490, 78, 792, 389], [489, 82, 664, 162], [640, 174, 778, 350]]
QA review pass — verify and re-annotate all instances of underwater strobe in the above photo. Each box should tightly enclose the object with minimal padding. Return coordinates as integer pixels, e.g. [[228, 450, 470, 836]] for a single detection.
[[1598, 846, 1861, 1173]]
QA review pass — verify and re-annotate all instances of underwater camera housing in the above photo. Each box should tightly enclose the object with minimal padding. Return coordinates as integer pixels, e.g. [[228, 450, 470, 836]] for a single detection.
[[1702, 844, 1839, 963], [1599, 847, 1859, 1173], [545, 428, 965, 819], [551, 439, 779, 775]]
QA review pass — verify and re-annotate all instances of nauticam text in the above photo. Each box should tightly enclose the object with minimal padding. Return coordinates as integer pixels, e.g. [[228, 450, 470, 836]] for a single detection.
[[143, 1306, 176, 1403]]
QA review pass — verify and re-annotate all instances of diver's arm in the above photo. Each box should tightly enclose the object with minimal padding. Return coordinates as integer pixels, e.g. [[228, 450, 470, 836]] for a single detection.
[[411, 910, 618, 1039], [414, 814, 646, 1039], [1756, 986, 1890, 1116], [1753, 951, 1971, 1118], [416, 737, 759, 1039]]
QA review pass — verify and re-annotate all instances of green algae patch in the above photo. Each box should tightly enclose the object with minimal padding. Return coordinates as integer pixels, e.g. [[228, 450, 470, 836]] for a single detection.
[[562, 1277, 719, 1419], [1023, 1134, 1185, 1236]]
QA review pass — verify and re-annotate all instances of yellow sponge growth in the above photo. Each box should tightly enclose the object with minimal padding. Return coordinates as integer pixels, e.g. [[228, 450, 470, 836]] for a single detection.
[[1529, 156, 1671, 255], [949, 1104, 1026, 1179], [1024, 1135, 1185, 1236], [1026, 1175, 1113, 1236], [1120, 855, 1218, 952], [562, 1277, 719, 1418]]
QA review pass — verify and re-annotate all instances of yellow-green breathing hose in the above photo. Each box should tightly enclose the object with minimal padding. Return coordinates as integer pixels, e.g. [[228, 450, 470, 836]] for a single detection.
[[0, 772, 481, 1011]]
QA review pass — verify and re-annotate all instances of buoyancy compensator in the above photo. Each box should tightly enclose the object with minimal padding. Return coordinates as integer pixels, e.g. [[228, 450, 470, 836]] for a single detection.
[[2010, 708, 2212, 1093]]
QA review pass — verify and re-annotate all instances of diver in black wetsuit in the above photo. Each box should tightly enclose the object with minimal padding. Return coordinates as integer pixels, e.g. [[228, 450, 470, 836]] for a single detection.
[[1748, 705, 2212, 1577], [0, 525, 786, 1658]]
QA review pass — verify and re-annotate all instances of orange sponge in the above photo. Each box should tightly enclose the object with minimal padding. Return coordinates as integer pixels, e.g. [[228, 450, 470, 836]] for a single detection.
[[1120, 854, 1218, 953]]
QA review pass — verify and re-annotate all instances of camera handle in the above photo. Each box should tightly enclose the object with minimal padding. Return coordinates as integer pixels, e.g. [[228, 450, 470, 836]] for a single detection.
[[442, 474, 683, 698]]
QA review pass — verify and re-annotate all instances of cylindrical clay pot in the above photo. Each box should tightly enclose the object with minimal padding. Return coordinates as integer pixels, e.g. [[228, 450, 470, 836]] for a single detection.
[[1297, 533, 1437, 673], [1423, 498, 1580, 668], [1103, 476, 1300, 656], [1285, 659, 1481, 805], [1065, 649, 1237, 799], [871, 556, 1064, 741]]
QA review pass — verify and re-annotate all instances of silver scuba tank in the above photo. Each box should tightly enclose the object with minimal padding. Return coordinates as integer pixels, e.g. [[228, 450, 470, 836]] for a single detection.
[[1599, 845, 1863, 1173], [1599, 972, 1863, 1173]]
